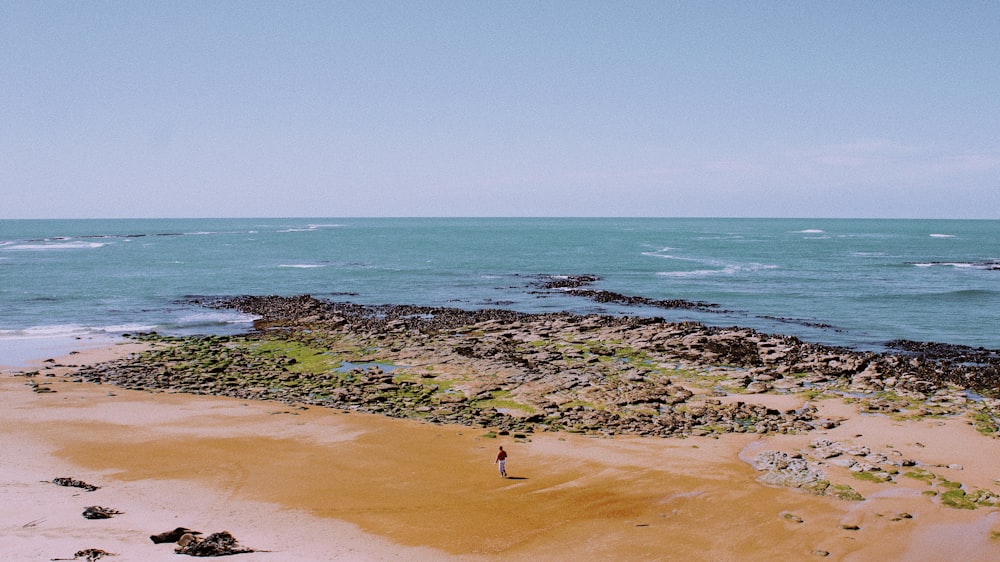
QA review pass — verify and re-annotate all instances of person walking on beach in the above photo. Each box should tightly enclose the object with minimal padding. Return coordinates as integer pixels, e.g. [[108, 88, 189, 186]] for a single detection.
[[494, 446, 508, 478]]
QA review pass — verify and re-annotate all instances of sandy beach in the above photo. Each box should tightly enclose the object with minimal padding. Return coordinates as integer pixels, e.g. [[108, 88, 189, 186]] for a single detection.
[[3, 341, 999, 561]]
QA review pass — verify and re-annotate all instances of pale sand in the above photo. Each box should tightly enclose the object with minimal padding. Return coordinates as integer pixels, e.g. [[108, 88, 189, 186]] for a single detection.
[[3, 343, 1000, 561]]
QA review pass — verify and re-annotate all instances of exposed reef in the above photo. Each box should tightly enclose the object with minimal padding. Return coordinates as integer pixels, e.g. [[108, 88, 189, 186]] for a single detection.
[[61, 293, 1000, 441]]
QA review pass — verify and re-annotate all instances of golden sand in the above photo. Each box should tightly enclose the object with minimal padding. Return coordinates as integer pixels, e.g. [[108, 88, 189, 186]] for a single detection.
[[3, 343, 999, 561]]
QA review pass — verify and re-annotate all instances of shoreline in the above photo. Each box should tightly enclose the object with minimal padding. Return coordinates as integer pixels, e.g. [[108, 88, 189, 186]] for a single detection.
[[4, 299, 1000, 560], [0, 333, 122, 372], [2, 344, 463, 561]]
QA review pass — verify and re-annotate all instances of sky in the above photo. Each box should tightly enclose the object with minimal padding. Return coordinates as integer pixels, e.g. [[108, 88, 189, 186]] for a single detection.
[[2, 1, 998, 219]]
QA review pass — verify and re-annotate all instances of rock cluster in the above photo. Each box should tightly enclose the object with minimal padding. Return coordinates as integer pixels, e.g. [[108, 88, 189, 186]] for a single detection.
[[754, 438, 1000, 509], [752, 450, 828, 492]]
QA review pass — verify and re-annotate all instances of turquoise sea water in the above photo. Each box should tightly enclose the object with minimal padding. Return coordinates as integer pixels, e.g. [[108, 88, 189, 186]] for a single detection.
[[2, 218, 998, 364]]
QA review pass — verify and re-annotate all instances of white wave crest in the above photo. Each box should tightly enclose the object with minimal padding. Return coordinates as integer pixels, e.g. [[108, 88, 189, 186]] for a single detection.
[[645, 249, 778, 275], [0, 321, 158, 339], [277, 223, 345, 233], [657, 262, 778, 277], [177, 311, 259, 325], [279, 264, 326, 269], [641, 247, 688, 261], [3, 241, 106, 251], [658, 268, 735, 278], [98, 323, 160, 333], [929, 233, 955, 238], [0, 324, 90, 339], [910, 261, 1000, 270]]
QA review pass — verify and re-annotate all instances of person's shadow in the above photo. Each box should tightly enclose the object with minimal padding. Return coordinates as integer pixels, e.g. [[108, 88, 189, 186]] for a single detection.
[[505, 476, 528, 480]]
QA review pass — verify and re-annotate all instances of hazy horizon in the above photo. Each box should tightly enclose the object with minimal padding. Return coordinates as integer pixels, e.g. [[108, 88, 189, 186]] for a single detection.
[[4, 213, 999, 222]]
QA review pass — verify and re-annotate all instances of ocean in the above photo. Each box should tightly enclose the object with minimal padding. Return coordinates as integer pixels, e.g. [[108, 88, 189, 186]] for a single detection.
[[2, 218, 998, 365]]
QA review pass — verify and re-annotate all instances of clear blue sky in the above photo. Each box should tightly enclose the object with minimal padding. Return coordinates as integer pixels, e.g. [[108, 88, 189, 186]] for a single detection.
[[2, 1, 998, 218]]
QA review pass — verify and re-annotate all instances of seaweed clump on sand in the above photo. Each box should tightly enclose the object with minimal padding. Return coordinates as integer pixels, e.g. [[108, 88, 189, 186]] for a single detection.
[[174, 531, 254, 557], [52, 477, 100, 492], [82, 506, 123, 519]]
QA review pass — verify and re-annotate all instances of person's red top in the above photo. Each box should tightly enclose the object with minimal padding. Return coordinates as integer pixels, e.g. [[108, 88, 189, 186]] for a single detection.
[[496, 450, 507, 461]]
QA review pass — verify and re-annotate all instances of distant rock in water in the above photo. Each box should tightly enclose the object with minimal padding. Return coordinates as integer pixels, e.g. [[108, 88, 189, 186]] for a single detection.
[[534, 274, 723, 311]]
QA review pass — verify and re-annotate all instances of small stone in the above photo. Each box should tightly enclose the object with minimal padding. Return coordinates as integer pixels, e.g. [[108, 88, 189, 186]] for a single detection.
[[72, 549, 114, 561], [82, 506, 122, 519]]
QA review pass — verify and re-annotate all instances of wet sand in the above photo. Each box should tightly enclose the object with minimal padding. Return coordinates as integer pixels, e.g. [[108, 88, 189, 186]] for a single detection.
[[3, 343, 999, 561]]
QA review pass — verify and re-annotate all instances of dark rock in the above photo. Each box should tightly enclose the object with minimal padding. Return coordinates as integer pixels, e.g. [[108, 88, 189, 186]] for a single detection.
[[150, 527, 202, 544]]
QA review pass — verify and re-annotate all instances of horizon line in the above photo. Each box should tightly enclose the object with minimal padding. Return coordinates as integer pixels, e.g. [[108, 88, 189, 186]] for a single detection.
[[2, 215, 998, 221]]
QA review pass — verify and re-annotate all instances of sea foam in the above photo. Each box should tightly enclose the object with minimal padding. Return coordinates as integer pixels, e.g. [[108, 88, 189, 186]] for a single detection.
[[3, 241, 105, 251]]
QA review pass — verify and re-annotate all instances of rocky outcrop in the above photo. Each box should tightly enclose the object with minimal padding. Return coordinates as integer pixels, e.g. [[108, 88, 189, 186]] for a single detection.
[[66, 294, 1000, 440]]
